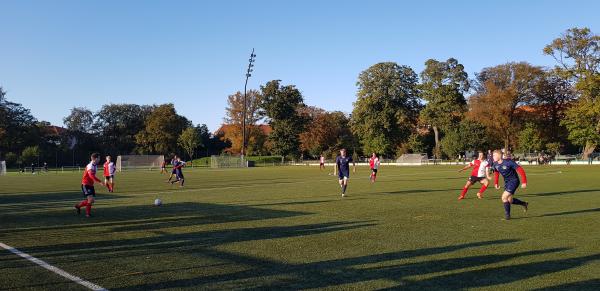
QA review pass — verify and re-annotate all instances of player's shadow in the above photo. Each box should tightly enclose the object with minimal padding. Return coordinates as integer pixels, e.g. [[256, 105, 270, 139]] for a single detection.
[[531, 279, 600, 290], [113, 244, 600, 291], [374, 188, 461, 195], [533, 207, 600, 218], [8, 219, 376, 265], [0, 201, 313, 234], [522, 189, 600, 197]]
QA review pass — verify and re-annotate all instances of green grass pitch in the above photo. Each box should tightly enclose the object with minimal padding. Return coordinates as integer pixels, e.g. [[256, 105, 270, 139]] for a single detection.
[[1, 165, 599, 290]]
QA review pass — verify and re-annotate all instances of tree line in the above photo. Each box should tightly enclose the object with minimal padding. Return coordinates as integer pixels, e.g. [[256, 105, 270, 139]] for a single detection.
[[1, 27, 598, 167]]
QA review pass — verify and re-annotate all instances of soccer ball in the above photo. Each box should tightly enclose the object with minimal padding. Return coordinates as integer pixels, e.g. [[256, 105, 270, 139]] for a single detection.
[[154, 198, 162, 206]]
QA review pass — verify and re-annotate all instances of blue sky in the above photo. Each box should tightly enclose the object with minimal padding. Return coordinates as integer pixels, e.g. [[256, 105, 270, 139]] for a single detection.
[[1, 0, 599, 131]]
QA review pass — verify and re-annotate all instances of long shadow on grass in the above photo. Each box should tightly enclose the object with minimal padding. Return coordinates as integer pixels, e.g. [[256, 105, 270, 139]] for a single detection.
[[532, 279, 600, 290], [0, 201, 312, 233], [113, 239, 533, 290], [522, 189, 600, 197], [382, 253, 600, 290], [534, 207, 600, 218], [7, 220, 375, 266], [374, 188, 460, 195]]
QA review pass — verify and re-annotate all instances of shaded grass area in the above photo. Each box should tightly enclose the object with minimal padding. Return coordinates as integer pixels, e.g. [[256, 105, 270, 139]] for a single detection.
[[1, 166, 599, 290]]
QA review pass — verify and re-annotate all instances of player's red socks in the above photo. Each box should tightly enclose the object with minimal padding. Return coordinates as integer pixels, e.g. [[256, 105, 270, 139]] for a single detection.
[[479, 184, 488, 194], [458, 187, 468, 199], [86, 204, 92, 216]]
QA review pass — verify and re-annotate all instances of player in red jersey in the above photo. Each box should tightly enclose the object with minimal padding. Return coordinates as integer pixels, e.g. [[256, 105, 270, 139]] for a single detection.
[[319, 154, 326, 170], [369, 153, 380, 183], [103, 155, 116, 192], [457, 151, 490, 200], [75, 153, 105, 217]]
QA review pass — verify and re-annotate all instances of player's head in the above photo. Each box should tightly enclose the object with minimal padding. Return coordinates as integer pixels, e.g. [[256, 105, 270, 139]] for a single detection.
[[492, 150, 502, 162], [177, 157, 182, 161], [91, 153, 100, 164], [478, 151, 485, 160], [340, 148, 346, 156], [372, 152, 376, 158], [106, 155, 111, 161]]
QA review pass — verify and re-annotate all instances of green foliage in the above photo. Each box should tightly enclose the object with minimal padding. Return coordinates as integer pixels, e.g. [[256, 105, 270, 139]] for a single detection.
[[406, 133, 426, 154], [441, 120, 488, 159], [94, 104, 154, 155], [0, 87, 39, 155], [350, 62, 420, 156], [135, 104, 191, 154], [419, 58, 469, 158], [561, 99, 600, 147], [546, 142, 562, 156], [21, 146, 40, 165], [178, 127, 202, 160], [260, 80, 307, 158], [4, 152, 18, 167], [518, 122, 543, 153], [63, 107, 94, 133]]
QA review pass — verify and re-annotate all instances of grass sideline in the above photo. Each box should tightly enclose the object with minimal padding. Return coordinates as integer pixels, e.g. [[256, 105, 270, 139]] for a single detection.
[[1, 165, 599, 290]]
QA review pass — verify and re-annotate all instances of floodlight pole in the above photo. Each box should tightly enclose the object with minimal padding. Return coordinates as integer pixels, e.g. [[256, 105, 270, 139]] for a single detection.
[[242, 48, 256, 166]]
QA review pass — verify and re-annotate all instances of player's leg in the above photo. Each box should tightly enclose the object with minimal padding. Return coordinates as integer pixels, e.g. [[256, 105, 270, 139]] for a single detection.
[[109, 176, 114, 192], [459, 180, 473, 200], [477, 179, 489, 199], [86, 194, 95, 217], [341, 177, 349, 197], [501, 191, 512, 220]]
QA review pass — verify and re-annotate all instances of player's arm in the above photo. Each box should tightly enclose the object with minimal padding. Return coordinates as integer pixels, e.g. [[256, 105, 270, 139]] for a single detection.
[[87, 169, 104, 185], [494, 171, 500, 189], [458, 162, 473, 173], [516, 166, 527, 188]]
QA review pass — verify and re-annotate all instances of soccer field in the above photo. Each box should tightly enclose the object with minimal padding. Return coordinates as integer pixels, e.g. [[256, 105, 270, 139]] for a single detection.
[[1, 165, 599, 290]]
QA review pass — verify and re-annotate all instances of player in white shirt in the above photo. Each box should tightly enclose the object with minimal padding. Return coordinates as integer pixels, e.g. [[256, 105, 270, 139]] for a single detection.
[[457, 151, 490, 200], [369, 153, 380, 183]]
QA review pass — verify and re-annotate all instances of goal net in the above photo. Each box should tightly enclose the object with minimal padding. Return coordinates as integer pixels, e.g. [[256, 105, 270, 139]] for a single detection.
[[396, 153, 428, 164], [0, 161, 6, 176], [211, 155, 245, 168], [116, 155, 164, 172]]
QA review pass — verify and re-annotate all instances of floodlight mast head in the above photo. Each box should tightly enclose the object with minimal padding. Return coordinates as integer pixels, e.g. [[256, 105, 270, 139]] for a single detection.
[[242, 48, 256, 164]]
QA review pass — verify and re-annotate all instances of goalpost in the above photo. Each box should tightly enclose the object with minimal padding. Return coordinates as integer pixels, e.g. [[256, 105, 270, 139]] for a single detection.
[[211, 155, 245, 168], [116, 155, 164, 172], [0, 161, 6, 176]]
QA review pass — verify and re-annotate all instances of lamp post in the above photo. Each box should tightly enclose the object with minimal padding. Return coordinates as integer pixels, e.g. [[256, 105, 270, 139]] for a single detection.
[[242, 48, 256, 166]]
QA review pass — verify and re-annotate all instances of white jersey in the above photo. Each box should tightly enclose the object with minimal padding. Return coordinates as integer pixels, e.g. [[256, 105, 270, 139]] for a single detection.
[[320, 156, 325, 163], [476, 160, 489, 177]]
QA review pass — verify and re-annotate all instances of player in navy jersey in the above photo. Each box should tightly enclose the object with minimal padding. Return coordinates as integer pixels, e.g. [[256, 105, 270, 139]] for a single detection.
[[335, 149, 355, 197], [486, 150, 529, 220]]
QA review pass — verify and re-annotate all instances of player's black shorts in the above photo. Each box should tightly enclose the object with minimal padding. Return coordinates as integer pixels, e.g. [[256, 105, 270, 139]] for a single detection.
[[104, 175, 114, 180], [505, 180, 519, 194], [468, 176, 485, 183], [176, 170, 184, 179], [171, 169, 177, 174], [319, 163, 324, 166], [81, 185, 96, 197]]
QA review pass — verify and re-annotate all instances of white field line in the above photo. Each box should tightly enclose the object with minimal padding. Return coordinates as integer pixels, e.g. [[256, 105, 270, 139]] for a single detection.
[[0, 242, 108, 291]]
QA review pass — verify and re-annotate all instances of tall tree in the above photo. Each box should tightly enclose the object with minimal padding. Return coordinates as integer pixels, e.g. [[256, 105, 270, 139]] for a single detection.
[[517, 122, 543, 153], [531, 71, 576, 144], [260, 80, 307, 157], [300, 110, 354, 158], [63, 107, 94, 133], [350, 62, 420, 156], [468, 62, 544, 150], [135, 104, 191, 154], [0, 87, 39, 157], [93, 104, 154, 154], [223, 90, 263, 154], [178, 127, 201, 161], [419, 58, 470, 158], [544, 27, 600, 158]]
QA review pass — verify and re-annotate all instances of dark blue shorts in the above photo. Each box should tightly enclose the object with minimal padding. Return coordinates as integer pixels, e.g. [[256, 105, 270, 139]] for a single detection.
[[81, 185, 96, 197], [176, 170, 184, 179], [504, 180, 520, 195], [171, 169, 177, 174], [338, 171, 350, 180]]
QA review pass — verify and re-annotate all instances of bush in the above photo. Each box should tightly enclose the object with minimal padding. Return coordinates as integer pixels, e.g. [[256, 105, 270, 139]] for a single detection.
[[21, 146, 40, 165], [4, 152, 18, 167]]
